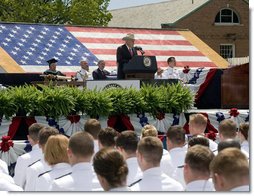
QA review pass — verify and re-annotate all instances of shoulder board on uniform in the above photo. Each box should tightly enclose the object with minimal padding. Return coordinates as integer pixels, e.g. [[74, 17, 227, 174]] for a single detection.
[[128, 178, 142, 187], [38, 170, 52, 178], [54, 172, 72, 180], [28, 159, 41, 167], [177, 165, 184, 168]]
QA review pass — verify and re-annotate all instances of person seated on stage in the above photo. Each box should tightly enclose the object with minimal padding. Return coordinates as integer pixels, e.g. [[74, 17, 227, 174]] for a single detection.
[[92, 60, 110, 80], [154, 57, 181, 79], [75, 59, 93, 81], [43, 58, 66, 76]]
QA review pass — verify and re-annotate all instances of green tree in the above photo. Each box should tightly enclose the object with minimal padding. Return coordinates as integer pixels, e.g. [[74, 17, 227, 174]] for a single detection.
[[0, 0, 112, 26]]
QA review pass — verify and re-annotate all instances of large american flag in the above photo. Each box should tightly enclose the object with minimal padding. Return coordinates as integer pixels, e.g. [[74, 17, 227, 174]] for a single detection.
[[0, 22, 218, 75]]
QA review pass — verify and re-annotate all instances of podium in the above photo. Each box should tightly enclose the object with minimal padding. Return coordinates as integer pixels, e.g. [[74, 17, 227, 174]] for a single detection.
[[122, 56, 157, 79]]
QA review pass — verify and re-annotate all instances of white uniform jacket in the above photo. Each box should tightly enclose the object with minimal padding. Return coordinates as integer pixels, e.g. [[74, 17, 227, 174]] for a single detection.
[[130, 167, 184, 191], [14, 144, 42, 188], [35, 162, 71, 191], [51, 162, 101, 191]]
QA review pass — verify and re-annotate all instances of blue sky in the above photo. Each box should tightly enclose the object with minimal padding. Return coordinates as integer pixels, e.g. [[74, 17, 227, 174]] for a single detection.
[[108, 0, 171, 10]]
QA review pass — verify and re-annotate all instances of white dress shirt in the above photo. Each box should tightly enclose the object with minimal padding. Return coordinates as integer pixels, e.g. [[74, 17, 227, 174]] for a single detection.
[[130, 167, 184, 191], [35, 162, 71, 191], [14, 144, 42, 188], [155, 67, 181, 79], [126, 157, 143, 186], [185, 179, 215, 191], [76, 68, 93, 81], [51, 162, 102, 191], [24, 156, 51, 191]]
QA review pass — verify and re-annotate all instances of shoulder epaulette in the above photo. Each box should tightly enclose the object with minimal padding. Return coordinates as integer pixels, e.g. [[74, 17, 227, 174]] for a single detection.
[[177, 165, 184, 168], [38, 170, 52, 178], [128, 178, 142, 187], [54, 172, 72, 180], [28, 159, 41, 167]]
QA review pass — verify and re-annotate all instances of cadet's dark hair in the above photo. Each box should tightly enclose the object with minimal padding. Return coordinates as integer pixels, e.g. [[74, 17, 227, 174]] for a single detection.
[[93, 148, 128, 188]]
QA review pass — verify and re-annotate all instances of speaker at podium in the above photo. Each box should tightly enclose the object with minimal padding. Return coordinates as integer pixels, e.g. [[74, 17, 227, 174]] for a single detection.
[[122, 56, 157, 79]]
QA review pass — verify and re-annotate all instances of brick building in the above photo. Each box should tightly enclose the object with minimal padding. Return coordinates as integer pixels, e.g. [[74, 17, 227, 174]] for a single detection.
[[108, 0, 249, 58]]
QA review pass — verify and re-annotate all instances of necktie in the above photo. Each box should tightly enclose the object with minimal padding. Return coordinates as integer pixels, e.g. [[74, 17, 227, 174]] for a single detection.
[[129, 48, 133, 56]]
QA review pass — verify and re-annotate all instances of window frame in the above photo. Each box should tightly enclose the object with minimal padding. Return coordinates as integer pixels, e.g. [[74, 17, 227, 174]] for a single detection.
[[214, 8, 240, 26], [219, 44, 235, 59]]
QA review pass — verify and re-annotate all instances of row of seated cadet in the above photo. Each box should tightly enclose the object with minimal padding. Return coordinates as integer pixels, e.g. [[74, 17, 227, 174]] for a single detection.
[[0, 114, 249, 191]]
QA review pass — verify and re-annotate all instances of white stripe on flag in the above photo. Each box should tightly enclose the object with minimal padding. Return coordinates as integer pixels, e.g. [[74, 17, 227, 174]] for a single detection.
[[70, 32, 186, 40]]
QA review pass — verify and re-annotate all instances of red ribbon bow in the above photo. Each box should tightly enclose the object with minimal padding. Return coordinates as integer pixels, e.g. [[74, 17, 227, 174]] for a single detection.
[[0, 135, 14, 152], [67, 115, 81, 124], [183, 66, 190, 74], [229, 108, 239, 117], [156, 112, 165, 120]]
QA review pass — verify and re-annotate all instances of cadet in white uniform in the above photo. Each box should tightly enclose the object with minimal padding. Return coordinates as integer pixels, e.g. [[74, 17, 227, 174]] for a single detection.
[[218, 119, 249, 158], [140, 125, 174, 177], [131, 136, 183, 191], [210, 148, 249, 191], [24, 126, 58, 191], [184, 145, 215, 191], [115, 131, 143, 186], [93, 148, 131, 191], [51, 132, 102, 191], [154, 57, 181, 80], [166, 125, 187, 186], [84, 119, 102, 155], [188, 114, 218, 152], [14, 123, 45, 188], [35, 135, 71, 191]]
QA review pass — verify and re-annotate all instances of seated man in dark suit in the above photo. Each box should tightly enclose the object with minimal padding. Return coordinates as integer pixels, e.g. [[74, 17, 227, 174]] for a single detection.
[[43, 58, 65, 76], [92, 60, 110, 80]]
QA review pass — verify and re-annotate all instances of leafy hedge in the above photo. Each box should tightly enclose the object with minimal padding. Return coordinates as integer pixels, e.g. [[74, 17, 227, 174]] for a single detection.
[[0, 83, 194, 119]]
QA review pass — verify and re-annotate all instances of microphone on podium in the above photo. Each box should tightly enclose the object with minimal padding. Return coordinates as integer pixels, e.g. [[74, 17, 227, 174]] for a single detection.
[[134, 46, 145, 55]]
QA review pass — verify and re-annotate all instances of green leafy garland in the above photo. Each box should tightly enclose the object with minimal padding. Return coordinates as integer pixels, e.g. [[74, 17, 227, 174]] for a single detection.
[[0, 83, 194, 119]]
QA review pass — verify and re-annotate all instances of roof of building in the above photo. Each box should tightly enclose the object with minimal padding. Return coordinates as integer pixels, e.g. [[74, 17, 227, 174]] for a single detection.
[[108, 0, 210, 28]]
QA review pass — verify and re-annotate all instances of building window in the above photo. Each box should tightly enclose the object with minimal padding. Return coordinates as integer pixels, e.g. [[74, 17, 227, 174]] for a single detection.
[[220, 44, 235, 58], [215, 9, 240, 24]]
